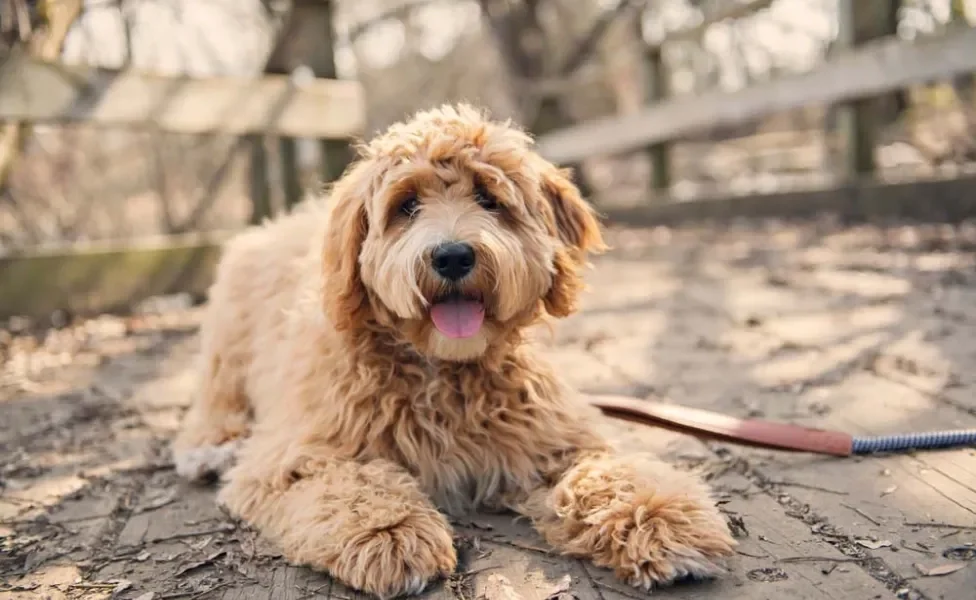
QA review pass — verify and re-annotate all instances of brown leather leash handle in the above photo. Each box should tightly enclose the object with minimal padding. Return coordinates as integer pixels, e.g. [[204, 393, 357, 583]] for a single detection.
[[586, 394, 854, 457]]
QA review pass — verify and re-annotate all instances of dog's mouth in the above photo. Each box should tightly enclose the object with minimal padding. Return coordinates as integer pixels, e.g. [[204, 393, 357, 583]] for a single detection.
[[429, 291, 485, 339]]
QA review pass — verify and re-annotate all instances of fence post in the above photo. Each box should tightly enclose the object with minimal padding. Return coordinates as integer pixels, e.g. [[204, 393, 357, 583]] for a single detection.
[[265, 0, 351, 209], [645, 45, 671, 195], [278, 135, 303, 209], [835, 0, 901, 179], [951, 0, 974, 104], [638, 8, 670, 198], [248, 135, 272, 224], [314, 0, 353, 185]]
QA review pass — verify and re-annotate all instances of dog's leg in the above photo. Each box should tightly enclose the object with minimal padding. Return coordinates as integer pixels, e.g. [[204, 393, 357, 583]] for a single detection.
[[516, 450, 735, 590], [171, 332, 251, 482], [217, 434, 457, 599]]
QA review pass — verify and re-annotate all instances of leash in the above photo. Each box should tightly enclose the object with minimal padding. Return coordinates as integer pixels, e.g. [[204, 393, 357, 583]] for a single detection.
[[586, 394, 976, 456]]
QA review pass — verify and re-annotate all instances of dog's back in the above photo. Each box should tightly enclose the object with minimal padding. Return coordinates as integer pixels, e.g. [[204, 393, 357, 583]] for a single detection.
[[196, 199, 333, 420]]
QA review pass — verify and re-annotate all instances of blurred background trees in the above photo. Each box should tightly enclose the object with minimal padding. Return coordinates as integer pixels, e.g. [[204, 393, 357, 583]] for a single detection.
[[0, 0, 973, 249]]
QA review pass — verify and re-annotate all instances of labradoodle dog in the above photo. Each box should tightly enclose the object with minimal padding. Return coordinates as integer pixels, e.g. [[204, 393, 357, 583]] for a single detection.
[[171, 104, 735, 599]]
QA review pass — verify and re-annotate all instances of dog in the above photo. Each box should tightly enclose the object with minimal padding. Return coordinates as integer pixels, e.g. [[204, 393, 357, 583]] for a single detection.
[[171, 104, 735, 598]]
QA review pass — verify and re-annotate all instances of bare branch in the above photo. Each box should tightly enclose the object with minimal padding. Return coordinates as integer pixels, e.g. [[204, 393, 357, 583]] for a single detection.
[[557, 0, 645, 77], [477, 0, 545, 79], [649, 0, 775, 48], [348, 0, 453, 42]]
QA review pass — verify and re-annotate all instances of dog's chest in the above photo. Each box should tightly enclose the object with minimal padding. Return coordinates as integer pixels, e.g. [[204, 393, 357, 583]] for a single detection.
[[341, 351, 593, 514], [377, 386, 563, 514]]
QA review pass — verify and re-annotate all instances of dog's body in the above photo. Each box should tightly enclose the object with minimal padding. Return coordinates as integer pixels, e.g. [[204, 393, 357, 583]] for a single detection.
[[172, 105, 734, 599]]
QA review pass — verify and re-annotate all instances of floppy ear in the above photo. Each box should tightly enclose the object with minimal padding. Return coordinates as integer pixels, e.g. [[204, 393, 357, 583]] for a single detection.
[[321, 159, 373, 332], [540, 165, 607, 258], [538, 164, 607, 318]]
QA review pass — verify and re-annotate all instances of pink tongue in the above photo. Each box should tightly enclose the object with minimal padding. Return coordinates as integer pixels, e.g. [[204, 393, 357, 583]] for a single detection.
[[430, 300, 485, 339]]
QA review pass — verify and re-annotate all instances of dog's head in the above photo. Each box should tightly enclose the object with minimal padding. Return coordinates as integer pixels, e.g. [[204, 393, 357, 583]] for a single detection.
[[321, 104, 605, 361]]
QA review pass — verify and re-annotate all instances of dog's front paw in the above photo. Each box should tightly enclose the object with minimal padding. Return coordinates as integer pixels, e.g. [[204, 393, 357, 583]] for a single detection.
[[331, 510, 458, 599], [172, 409, 250, 483], [173, 439, 242, 483], [599, 491, 736, 589], [543, 454, 736, 591]]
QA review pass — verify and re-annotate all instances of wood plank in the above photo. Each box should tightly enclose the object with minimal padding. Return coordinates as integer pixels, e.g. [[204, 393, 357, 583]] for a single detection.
[[583, 473, 895, 600], [642, 244, 976, 600], [537, 26, 976, 164], [0, 232, 229, 319], [0, 50, 365, 139], [599, 174, 976, 226], [749, 373, 976, 600], [586, 413, 897, 599]]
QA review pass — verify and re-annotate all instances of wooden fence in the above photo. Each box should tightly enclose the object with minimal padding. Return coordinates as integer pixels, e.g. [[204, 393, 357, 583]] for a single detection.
[[536, 0, 976, 223], [1, 0, 975, 319], [0, 46, 364, 318]]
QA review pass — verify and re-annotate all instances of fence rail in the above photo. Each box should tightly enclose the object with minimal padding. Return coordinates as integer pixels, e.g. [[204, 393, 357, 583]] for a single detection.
[[0, 232, 230, 319], [0, 51, 366, 139], [536, 25, 976, 165]]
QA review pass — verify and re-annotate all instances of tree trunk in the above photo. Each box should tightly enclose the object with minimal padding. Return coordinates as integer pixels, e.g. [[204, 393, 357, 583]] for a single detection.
[[0, 0, 83, 192]]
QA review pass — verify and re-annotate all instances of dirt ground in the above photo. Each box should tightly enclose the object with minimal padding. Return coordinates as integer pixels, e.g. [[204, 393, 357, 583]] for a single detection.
[[2, 218, 975, 600]]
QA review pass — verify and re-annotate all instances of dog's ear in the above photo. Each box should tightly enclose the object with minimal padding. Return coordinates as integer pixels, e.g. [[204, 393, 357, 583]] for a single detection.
[[537, 164, 607, 318], [321, 159, 373, 331], [539, 165, 606, 257]]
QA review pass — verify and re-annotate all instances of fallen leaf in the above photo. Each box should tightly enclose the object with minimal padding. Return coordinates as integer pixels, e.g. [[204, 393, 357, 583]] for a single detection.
[[856, 539, 892, 550], [728, 515, 749, 538], [111, 580, 133, 595], [747, 567, 789, 582], [188, 535, 213, 550], [134, 489, 178, 514], [914, 563, 966, 577], [482, 573, 521, 600], [544, 574, 574, 600], [175, 550, 226, 577]]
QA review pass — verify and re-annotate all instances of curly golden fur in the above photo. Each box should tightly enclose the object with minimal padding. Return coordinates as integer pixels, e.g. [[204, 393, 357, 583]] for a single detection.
[[172, 104, 735, 598]]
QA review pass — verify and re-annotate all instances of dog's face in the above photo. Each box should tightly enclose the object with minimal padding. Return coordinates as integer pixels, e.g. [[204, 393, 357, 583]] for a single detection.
[[321, 105, 605, 361]]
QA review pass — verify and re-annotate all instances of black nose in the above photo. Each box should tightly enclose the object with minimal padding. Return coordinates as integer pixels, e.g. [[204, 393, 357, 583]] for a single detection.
[[431, 242, 476, 281]]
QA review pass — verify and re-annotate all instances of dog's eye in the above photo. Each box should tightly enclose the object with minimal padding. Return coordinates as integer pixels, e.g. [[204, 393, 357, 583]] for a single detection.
[[475, 184, 498, 211], [398, 194, 420, 218]]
